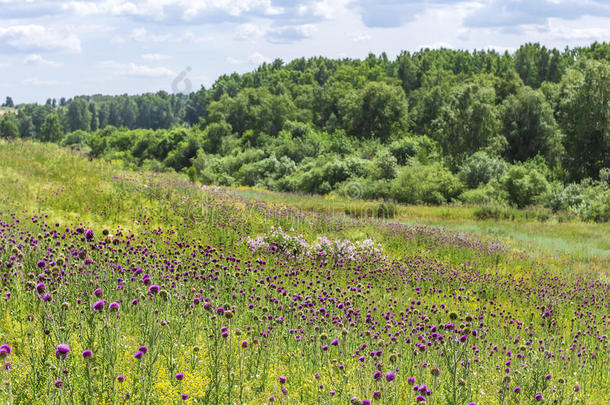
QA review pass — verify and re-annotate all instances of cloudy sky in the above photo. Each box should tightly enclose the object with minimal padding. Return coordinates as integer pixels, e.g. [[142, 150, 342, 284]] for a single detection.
[[1, 0, 610, 103]]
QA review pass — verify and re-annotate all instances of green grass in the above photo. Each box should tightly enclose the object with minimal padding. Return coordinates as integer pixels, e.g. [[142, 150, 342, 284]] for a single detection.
[[0, 139, 609, 404]]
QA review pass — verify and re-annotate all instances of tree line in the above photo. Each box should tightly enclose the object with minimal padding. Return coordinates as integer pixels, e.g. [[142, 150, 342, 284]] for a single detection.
[[1, 42, 609, 221]]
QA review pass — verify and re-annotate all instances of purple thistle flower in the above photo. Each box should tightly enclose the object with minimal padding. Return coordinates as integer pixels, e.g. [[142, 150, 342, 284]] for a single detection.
[[36, 282, 46, 294], [133, 351, 144, 359], [93, 288, 103, 297], [54, 379, 63, 388], [373, 371, 382, 380], [85, 229, 94, 241], [416, 396, 426, 402], [385, 371, 395, 382], [573, 384, 580, 392], [37, 260, 46, 268], [43, 293, 52, 302], [331, 339, 339, 346], [514, 387, 521, 394], [279, 376, 287, 384], [82, 350, 93, 359], [117, 375, 125, 383], [0, 344, 11, 359], [109, 301, 120, 312], [535, 394, 543, 401], [176, 373, 184, 381], [138, 346, 148, 354], [55, 344, 70, 360], [148, 285, 160, 295], [181, 393, 189, 400], [93, 300, 105, 312]]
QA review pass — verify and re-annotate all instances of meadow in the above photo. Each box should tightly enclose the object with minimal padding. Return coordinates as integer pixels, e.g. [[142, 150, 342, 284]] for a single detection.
[[0, 140, 608, 404]]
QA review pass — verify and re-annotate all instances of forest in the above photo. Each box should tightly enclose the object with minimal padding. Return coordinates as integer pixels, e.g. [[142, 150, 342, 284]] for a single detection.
[[1, 42, 609, 221]]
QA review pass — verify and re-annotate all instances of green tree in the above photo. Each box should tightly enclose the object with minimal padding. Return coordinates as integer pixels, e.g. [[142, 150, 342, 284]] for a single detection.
[[66, 98, 91, 132], [40, 113, 63, 142], [558, 60, 610, 181], [2, 96, 14, 108], [0, 113, 19, 138], [501, 86, 563, 166], [342, 81, 409, 141], [431, 81, 504, 168]]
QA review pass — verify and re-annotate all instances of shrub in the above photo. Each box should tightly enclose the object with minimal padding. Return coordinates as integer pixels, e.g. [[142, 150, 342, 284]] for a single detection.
[[458, 152, 508, 188], [501, 165, 549, 208], [390, 163, 463, 205]]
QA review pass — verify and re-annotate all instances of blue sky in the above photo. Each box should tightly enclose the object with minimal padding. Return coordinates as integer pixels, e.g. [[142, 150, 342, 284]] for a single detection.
[[1, 0, 610, 103]]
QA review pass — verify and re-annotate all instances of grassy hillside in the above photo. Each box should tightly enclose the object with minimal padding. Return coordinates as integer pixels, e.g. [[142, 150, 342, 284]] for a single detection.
[[0, 140, 608, 404]]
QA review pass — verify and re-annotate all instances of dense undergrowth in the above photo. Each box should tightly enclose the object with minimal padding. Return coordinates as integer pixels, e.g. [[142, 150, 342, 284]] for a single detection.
[[0, 140, 608, 404]]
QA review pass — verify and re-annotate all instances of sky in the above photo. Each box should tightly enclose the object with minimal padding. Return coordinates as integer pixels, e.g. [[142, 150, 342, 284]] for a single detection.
[[1, 0, 610, 104]]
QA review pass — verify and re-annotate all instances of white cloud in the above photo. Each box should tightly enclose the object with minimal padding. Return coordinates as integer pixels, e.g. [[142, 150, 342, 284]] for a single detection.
[[141, 53, 170, 61], [235, 23, 267, 41], [0, 25, 81, 53], [130, 27, 171, 43], [226, 56, 242, 65], [351, 33, 371, 42], [22, 77, 64, 86], [24, 54, 63, 67], [266, 24, 316, 44], [100, 60, 176, 77], [64, 0, 284, 23], [248, 52, 270, 65]]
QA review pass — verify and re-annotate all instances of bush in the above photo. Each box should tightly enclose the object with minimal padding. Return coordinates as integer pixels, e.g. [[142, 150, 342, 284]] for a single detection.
[[458, 152, 508, 188], [501, 165, 549, 208], [390, 163, 463, 205], [581, 189, 610, 222], [458, 179, 508, 205], [473, 206, 503, 220]]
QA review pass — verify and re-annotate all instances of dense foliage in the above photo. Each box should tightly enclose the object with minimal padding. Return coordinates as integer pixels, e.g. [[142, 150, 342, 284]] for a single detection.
[[2, 42, 610, 220], [0, 140, 608, 404]]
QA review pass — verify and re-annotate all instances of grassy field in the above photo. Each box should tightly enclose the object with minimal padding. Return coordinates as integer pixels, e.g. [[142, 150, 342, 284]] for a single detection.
[[0, 140, 608, 404]]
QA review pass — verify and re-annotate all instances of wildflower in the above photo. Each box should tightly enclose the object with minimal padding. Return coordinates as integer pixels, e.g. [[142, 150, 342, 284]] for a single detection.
[[373, 371, 381, 380], [385, 371, 395, 382], [545, 374, 552, 380], [93, 300, 105, 312], [117, 375, 125, 383], [36, 282, 46, 294], [372, 391, 381, 400], [148, 285, 160, 295], [535, 394, 542, 401], [0, 344, 11, 359], [430, 367, 441, 377], [54, 380, 63, 388], [55, 344, 70, 360], [181, 394, 189, 400], [85, 229, 94, 241], [93, 288, 103, 297], [241, 341, 248, 348], [514, 387, 521, 394], [331, 339, 339, 346], [138, 346, 148, 354], [416, 396, 426, 402], [109, 301, 120, 311], [573, 384, 580, 392], [279, 376, 287, 384], [134, 351, 144, 359], [37, 260, 46, 269], [176, 373, 184, 381], [82, 350, 93, 359]]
